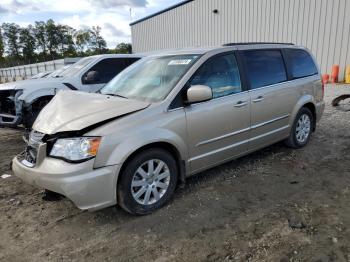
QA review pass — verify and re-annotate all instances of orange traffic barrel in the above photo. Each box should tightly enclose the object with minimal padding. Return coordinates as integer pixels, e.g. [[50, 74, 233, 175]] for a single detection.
[[331, 64, 340, 83], [345, 65, 350, 84], [322, 74, 329, 84]]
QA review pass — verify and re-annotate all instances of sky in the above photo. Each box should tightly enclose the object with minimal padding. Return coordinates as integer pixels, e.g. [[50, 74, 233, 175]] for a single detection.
[[0, 0, 183, 48]]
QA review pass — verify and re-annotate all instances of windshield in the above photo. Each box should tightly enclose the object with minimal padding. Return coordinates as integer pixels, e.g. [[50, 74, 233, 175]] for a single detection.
[[49, 65, 72, 78], [56, 57, 94, 78], [100, 55, 200, 102]]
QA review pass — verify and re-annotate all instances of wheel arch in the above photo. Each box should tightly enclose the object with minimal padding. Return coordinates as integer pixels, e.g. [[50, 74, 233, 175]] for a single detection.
[[302, 102, 316, 131], [30, 95, 54, 108], [290, 95, 317, 131], [116, 141, 186, 189]]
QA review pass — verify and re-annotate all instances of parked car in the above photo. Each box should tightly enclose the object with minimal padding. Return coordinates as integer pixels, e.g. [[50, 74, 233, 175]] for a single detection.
[[0, 54, 143, 128], [12, 43, 325, 215]]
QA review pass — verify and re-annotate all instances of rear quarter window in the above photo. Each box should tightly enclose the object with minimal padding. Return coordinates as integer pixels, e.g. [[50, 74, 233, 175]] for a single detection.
[[285, 49, 318, 79]]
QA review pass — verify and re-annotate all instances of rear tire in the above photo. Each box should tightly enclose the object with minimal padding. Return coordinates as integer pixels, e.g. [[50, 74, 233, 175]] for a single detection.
[[285, 107, 314, 149], [117, 148, 178, 215]]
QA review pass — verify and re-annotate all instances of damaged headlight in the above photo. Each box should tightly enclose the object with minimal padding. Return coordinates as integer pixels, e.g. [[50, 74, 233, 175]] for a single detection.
[[50, 137, 101, 162]]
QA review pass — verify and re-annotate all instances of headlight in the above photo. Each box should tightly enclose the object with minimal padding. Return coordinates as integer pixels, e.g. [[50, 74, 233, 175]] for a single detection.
[[50, 137, 101, 162]]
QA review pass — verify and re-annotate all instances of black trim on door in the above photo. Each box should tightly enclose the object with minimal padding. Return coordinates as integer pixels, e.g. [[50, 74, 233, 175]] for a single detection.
[[234, 51, 250, 92], [63, 82, 78, 90]]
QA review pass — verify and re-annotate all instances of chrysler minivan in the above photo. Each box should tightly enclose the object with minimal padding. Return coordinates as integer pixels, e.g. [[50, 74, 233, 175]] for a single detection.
[[12, 43, 325, 215]]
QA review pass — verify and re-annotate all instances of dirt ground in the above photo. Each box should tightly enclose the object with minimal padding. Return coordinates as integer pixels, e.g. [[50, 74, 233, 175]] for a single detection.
[[0, 85, 350, 262]]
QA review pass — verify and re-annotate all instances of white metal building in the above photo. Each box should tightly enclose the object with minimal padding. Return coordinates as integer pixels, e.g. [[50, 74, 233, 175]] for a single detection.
[[131, 0, 350, 79]]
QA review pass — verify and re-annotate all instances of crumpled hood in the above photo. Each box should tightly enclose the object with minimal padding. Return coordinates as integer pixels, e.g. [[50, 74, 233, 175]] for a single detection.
[[0, 77, 62, 91], [33, 90, 150, 134]]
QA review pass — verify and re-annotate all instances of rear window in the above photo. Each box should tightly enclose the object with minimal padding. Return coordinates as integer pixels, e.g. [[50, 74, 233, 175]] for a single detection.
[[285, 49, 318, 78], [243, 50, 287, 89]]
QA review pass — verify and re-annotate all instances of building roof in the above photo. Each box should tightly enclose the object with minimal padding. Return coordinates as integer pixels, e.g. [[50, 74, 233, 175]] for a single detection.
[[130, 0, 194, 26]]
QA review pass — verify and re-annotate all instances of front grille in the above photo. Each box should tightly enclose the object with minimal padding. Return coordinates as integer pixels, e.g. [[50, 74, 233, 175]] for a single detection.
[[29, 130, 45, 146], [22, 130, 45, 165], [0, 90, 16, 116]]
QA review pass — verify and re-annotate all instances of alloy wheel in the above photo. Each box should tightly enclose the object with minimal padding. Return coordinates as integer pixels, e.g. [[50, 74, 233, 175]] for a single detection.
[[131, 159, 171, 205], [295, 114, 311, 143]]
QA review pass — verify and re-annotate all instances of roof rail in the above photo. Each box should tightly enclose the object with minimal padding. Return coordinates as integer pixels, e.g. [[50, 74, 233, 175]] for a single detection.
[[223, 42, 295, 46]]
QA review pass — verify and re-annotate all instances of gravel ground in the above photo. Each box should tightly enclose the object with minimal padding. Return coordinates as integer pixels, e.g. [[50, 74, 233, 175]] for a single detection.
[[0, 84, 349, 262]]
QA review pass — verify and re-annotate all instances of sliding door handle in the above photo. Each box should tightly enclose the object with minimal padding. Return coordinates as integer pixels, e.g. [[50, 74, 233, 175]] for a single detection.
[[252, 96, 264, 103], [234, 101, 248, 108]]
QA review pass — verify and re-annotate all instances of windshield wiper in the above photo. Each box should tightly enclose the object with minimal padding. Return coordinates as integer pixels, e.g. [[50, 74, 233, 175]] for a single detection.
[[105, 93, 128, 99]]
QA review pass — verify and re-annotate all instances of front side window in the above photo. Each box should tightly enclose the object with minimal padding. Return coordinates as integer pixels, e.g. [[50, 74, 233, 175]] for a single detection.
[[243, 50, 287, 89], [83, 58, 140, 84], [188, 53, 242, 98], [100, 55, 199, 102], [285, 49, 318, 79]]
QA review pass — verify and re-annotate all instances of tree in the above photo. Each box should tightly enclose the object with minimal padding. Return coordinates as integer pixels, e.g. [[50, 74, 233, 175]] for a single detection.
[[2, 23, 21, 59], [19, 26, 36, 62], [0, 28, 4, 60], [45, 19, 60, 58], [90, 26, 107, 54], [57, 25, 76, 56], [115, 43, 132, 54], [34, 21, 47, 58], [74, 30, 91, 55], [0, 20, 112, 67]]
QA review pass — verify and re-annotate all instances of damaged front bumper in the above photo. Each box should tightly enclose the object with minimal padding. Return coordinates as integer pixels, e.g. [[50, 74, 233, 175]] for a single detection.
[[12, 153, 120, 211], [12, 131, 120, 211], [0, 90, 23, 127]]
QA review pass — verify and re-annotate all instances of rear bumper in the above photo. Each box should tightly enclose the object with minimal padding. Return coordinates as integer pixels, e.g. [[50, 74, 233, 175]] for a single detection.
[[12, 156, 120, 211], [315, 100, 325, 122]]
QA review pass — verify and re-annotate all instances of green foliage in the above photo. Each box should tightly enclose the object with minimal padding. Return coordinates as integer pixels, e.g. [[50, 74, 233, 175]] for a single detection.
[[0, 20, 132, 68], [2, 23, 21, 58], [0, 28, 4, 60], [19, 26, 36, 61], [115, 43, 132, 54], [90, 26, 107, 54], [34, 21, 47, 56]]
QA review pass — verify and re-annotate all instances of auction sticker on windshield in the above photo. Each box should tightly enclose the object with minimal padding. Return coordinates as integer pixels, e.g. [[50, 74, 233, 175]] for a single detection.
[[168, 59, 192, 65]]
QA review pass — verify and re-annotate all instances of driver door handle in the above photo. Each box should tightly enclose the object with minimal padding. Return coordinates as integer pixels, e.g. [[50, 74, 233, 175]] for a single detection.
[[252, 96, 264, 103], [234, 100, 248, 108]]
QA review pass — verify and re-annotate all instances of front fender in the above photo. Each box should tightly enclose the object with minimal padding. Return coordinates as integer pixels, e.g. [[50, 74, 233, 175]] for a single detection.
[[288, 94, 315, 127], [19, 84, 67, 105], [94, 128, 188, 169]]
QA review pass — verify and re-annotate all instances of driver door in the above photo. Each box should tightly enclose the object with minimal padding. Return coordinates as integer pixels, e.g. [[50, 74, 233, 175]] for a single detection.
[[185, 52, 251, 173]]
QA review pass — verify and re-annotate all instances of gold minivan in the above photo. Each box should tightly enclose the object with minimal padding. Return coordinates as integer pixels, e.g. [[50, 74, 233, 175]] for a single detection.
[[12, 43, 325, 215]]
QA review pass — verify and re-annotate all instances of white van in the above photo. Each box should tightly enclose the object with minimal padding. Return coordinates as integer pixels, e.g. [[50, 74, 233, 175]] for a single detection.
[[0, 54, 143, 127]]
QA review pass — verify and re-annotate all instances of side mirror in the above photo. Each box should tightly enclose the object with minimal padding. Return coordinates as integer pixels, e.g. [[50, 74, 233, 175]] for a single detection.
[[84, 71, 100, 84], [186, 85, 212, 104]]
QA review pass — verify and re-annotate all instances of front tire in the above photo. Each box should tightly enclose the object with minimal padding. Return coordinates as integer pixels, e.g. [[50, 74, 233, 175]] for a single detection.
[[117, 148, 178, 215], [285, 107, 314, 148]]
